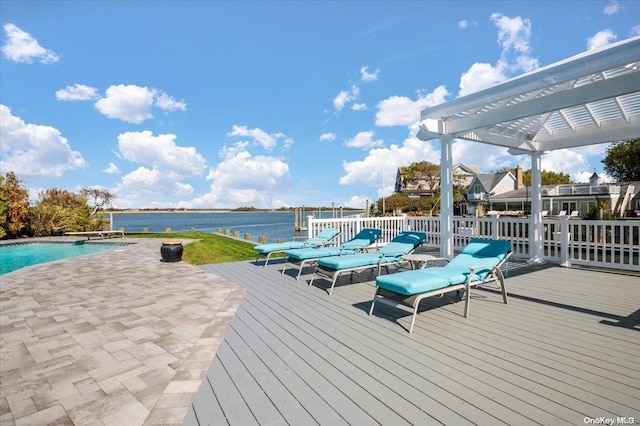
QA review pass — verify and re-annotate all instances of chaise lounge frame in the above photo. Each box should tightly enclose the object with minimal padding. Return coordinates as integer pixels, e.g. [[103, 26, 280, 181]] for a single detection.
[[281, 228, 382, 281], [254, 228, 340, 267], [370, 238, 512, 333], [310, 231, 427, 296]]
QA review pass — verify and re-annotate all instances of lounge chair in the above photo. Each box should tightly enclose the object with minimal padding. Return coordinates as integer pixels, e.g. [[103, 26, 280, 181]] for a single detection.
[[254, 228, 340, 267], [282, 228, 382, 280], [370, 238, 512, 333], [310, 231, 427, 295]]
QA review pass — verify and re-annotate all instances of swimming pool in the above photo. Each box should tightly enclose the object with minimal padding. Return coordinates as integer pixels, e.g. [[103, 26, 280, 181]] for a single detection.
[[0, 241, 132, 275]]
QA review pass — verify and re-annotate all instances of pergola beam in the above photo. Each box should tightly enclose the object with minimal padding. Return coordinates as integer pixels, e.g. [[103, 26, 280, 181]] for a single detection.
[[442, 72, 640, 136], [420, 37, 640, 121]]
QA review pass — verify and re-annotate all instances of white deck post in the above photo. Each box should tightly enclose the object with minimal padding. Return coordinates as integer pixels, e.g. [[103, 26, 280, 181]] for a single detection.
[[440, 137, 454, 259], [529, 152, 545, 264]]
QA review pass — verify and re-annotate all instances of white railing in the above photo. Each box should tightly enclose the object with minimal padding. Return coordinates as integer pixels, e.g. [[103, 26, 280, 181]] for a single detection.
[[307, 215, 640, 272]]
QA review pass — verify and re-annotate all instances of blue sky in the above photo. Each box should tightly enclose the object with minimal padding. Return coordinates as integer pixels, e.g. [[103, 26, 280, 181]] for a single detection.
[[1, 1, 639, 209]]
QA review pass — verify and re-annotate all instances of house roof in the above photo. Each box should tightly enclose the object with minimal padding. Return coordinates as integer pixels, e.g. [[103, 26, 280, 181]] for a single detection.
[[416, 36, 640, 153], [472, 172, 511, 193]]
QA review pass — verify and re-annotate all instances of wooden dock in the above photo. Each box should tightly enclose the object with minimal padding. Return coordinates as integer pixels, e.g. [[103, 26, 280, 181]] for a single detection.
[[187, 260, 640, 425]]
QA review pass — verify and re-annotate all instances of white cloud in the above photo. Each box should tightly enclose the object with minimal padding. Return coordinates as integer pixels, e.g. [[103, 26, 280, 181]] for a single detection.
[[178, 125, 295, 209], [154, 92, 187, 112], [351, 103, 367, 111], [103, 162, 120, 174], [0, 104, 87, 177], [603, 0, 620, 15], [339, 135, 440, 193], [458, 20, 477, 29], [459, 62, 507, 96], [541, 149, 590, 182], [118, 166, 194, 197], [56, 84, 99, 101], [333, 85, 360, 112], [94, 84, 186, 124], [632, 24, 640, 37], [360, 66, 380, 82], [458, 13, 539, 97], [491, 13, 533, 54], [189, 147, 290, 209], [344, 195, 371, 209], [117, 130, 207, 178], [112, 129, 206, 204], [344, 131, 384, 149], [319, 132, 336, 141], [1, 23, 59, 64], [227, 125, 293, 151], [451, 140, 513, 172], [375, 85, 449, 126], [587, 30, 617, 50]]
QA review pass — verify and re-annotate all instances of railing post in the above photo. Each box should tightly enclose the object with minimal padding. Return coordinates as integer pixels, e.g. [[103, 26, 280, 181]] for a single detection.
[[560, 215, 571, 267], [307, 215, 314, 238], [490, 214, 500, 240]]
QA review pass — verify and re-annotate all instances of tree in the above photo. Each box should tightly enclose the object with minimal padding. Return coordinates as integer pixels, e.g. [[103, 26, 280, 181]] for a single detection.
[[602, 139, 640, 182], [522, 169, 572, 185], [507, 167, 572, 185], [0, 172, 30, 238], [82, 188, 116, 215], [29, 188, 104, 236], [404, 161, 440, 194]]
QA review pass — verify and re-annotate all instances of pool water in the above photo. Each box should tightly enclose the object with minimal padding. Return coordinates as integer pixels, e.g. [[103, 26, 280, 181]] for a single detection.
[[0, 241, 131, 275]]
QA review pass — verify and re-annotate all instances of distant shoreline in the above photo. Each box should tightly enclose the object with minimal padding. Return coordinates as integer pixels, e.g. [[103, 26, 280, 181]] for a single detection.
[[106, 209, 360, 215], [107, 210, 275, 214]]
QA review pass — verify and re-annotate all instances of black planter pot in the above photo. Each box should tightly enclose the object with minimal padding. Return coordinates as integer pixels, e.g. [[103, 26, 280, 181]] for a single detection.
[[161, 240, 183, 262]]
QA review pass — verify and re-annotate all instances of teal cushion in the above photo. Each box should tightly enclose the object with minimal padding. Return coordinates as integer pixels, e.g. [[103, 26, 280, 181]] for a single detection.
[[255, 242, 305, 254], [446, 238, 510, 280], [314, 228, 340, 241], [352, 228, 382, 242], [318, 253, 382, 269], [287, 247, 343, 260], [376, 270, 451, 295]]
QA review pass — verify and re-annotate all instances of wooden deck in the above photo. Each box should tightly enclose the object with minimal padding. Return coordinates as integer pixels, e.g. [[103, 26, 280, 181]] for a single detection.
[[186, 259, 640, 425]]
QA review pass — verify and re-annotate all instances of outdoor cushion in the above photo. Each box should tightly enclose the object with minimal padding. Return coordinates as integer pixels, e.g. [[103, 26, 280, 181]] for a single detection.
[[287, 246, 344, 260], [375, 270, 451, 295], [286, 228, 381, 261], [254, 227, 339, 254], [317, 231, 427, 271], [319, 253, 382, 269], [255, 241, 307, 254], [370, 237, 512, 333]]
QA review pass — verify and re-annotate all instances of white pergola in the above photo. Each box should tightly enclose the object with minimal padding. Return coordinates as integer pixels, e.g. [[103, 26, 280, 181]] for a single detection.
[[417, 36, 640, 262]]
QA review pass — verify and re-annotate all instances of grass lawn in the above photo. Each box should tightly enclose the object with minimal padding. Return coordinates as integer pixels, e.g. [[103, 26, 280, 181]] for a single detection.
[[129, 232, 268, 265]]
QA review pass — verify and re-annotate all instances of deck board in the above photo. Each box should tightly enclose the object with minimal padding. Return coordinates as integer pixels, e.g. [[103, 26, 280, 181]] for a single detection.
[[191, 259, 640, 425]]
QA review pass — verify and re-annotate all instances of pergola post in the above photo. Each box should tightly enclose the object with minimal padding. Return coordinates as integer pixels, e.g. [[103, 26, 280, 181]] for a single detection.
[[529, 152, 544, 264], [440, 137, 454, 259]]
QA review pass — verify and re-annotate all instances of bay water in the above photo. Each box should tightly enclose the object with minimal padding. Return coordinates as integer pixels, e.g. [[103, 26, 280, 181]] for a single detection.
[[110, 211, 349, 244]]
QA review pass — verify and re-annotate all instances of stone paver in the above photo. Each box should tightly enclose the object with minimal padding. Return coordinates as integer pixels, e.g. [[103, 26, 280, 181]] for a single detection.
[[0, 238, 245, 425]]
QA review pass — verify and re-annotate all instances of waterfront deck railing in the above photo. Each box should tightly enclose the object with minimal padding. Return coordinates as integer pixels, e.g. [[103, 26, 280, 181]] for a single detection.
[[307, 215, 640, 272]]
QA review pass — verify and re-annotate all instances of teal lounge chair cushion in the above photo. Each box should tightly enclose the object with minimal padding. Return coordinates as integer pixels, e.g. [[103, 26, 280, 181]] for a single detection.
[[375, 238, 511, 295], [375, 270, 451, 295], [286, 228, 382, 261], [254, 228, 339, 254], [317, 231, 426, 270], [255, 241, 307, 254], [319, 253, 383, 269], [446, 239, 510, 280], [287, 246, 344, 260]]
